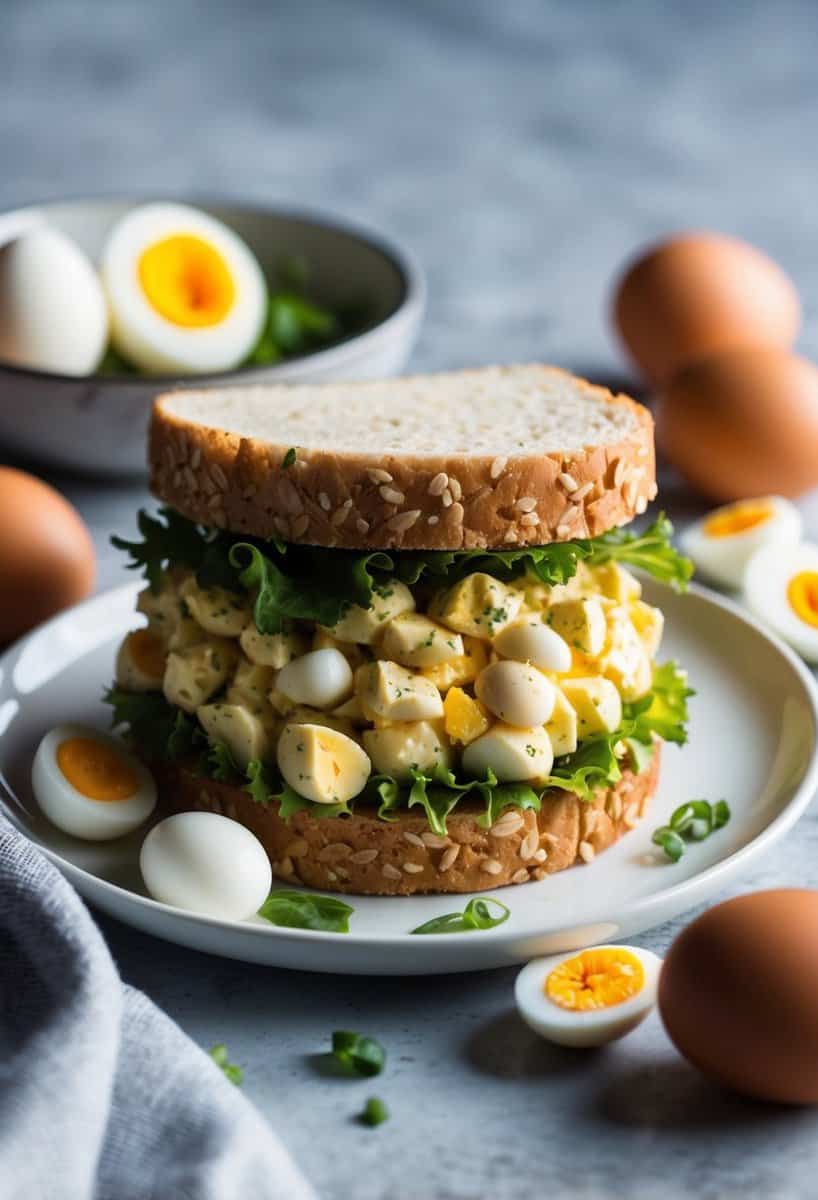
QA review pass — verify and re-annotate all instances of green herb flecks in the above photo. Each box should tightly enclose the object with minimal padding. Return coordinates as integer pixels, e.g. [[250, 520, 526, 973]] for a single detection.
[[209, 1044, 243, 1086], [258, 890, 354, 933], [411, 897, 510, 935], [331, 1031, 386, 1077], [652, 799, 731, 862]]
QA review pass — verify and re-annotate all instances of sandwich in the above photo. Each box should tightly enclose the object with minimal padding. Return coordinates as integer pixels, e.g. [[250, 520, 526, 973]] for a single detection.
[[106, 364, 693, 896]]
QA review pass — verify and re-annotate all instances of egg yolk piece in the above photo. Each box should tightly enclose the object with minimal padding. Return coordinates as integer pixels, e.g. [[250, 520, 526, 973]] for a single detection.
[[127, 629, 166, 677], [57, 737, 140, 802], [787, 570, 818, 629], [545, 947, 645, 1011], [138, 235, 236, 327], [702, 500, 773, 539]]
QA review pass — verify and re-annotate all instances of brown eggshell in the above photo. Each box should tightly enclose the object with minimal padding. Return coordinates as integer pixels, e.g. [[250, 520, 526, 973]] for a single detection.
[[655, 348, 818, 502], [613, 233, 800, 384], [659, 890, 818, 1104], [0, 467, 95, 643]]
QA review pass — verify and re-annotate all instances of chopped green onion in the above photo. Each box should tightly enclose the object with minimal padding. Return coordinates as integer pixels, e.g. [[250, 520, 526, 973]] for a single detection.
[[208, 1043, 243, 1086], [653, 799, 731, 862], [360, 1096, 389, 1127], [411, 896, 510, 935], [331, 1031, 386, 1077]]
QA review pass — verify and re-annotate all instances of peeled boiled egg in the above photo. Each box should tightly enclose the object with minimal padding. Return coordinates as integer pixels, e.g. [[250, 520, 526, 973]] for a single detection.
[[656, 349, 818, 502], [743, 541, 818, 662], [680, 496, 801, 590], [0, 468, 95, 643], [613, 233, 800, 384], [659, 890, 818, 1103], [492, 618, 572, 672], [0, 227, 108, 375], [277, 648, 354, 710], [516, 945, 662, 1047], [475, 660, 556, 727], [101, 203, 266, 375], [139, 811, 272, 919], [32, 724, 156, 840]]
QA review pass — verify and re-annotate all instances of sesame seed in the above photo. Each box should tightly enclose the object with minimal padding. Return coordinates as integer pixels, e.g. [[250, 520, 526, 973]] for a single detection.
[[504, 530, 518, 543], [428, 472, 449, 496], [330, 506, 350, 527], [491, 813, 524, 837], [349, 848, 379, 865], [190, 447, 202, 469], [427, 515, 439, 525], [490, 455, 507, 479], [387, 509, 421, 533], [207, 494, 224, 510], [578, 841, 595, 863], [317, 842, 352, 862], [356, 518, 370, 534], [318, 492, 331, 511], [277, 856, 295, 877], [380, 486, 405, 506], [635, 495, 648, 515], [439, 844, 460, 872], [623, 803, 639, 829], [403, 861, 424, 874], [403, 831, 425, 848], [532, 848, 548, 864], [559, 471, 579, 492], [608, 795, 623, 821], [555, 524, 571, 538], [292, 513, 309, 538], [570, 481, 594, 501], [211, 464, 228, 490], [381, 863, 402, 880], [441, 489, 453, 507], [367, 468, 393, 484], [183, 467, 197, 493], [335, 865, 350, 880], [421, 832, 449, 849], [480, 858, 503, 875], [520, 831, 539, 861], [583, 809, 599, 836], [624, 480, 637, 506], [519, 512, 539, 527], [515, 496, 537, 513], [512, 868, 529, 884], [533, 867, 549, 881], [449, 477, 462, 501], [542, 832, 560, 846], [449, 501, 464, 525]]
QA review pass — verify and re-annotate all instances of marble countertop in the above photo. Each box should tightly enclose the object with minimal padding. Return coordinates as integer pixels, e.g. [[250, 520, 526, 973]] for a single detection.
[[4, 1, 818, 1196]]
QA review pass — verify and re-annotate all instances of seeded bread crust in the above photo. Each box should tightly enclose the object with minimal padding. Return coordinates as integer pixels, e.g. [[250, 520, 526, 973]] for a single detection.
[[152, 744, 660, 897], [149, 366, 657, 552]]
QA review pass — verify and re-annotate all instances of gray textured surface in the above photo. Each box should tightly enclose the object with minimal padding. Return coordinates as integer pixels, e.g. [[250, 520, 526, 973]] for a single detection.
[[4, 1, 818, 1196]]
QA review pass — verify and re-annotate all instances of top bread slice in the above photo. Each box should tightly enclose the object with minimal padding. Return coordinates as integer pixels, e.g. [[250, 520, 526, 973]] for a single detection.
[[149, 364, 656, 551]]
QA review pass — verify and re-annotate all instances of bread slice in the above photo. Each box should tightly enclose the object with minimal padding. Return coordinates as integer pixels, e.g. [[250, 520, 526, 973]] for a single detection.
[[149, 365, 656, 551], [153, 745, 659, 897]]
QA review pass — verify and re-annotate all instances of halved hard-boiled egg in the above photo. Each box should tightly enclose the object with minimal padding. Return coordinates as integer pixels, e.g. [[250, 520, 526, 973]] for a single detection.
[[744, 542, 818, 662], [515, 944, 662, 1047], [32, 723, 156, 840], [101, 203, 266, 375], [680, 496, 801, 590], [140, 811, 272, 920]]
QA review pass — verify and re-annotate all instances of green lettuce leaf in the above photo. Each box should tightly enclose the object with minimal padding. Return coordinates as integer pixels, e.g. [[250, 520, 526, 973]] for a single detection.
[[258, 890, 353, 932], [111, 508, 212, 593], [103, 687, 204, 763], [587, 513, 693, 591]]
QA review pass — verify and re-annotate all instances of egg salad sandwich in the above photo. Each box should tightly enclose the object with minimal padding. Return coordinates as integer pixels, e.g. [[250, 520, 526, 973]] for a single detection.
[[106, 364, 693, 895]]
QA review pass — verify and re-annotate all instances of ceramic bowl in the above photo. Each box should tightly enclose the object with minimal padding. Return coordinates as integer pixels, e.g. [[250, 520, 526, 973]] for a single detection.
[[0, 197, 425, 476]]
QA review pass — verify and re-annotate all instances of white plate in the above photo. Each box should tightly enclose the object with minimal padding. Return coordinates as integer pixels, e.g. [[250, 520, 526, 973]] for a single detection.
[[1, 581, 817, 975]]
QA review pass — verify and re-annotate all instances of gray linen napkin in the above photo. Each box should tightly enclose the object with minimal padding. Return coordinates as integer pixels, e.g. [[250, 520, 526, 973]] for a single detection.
[[0, 815, 315, 1200]]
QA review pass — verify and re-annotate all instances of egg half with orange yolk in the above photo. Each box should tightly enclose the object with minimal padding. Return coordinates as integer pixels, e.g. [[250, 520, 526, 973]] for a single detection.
[[680, 496, 801, 590], [32, 724, 156, 841], [101, 203, 266, 375], [515, 945, 662, 1047], [744, 542, 818, 663]]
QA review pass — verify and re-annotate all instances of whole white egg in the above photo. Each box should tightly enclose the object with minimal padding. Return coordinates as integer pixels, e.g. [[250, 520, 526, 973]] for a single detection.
[[0, 228, 108, 375], [743, 541, 818, 663], [277, 648, 354, 710], [515, 945, 662, 1048], [101, 203, 266, 375], [475, 660, 556, 727], [139, 811, 272, 919], [680, 496, 801, 590], [32, 723, 156, 840]]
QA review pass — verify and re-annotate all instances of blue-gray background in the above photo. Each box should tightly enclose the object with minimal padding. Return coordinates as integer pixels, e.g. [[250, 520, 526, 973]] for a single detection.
[[4, 3, 818, 1197]]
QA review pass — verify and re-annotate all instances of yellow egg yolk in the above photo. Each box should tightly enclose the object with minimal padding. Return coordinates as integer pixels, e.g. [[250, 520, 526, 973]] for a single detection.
[[138, 235, 235, 327], [128, 629, 166, 679], [57, 737, 139, 802], [787, 571, 818, 629], [545, 947, 645, 1011], [702, 500, 773, 539]]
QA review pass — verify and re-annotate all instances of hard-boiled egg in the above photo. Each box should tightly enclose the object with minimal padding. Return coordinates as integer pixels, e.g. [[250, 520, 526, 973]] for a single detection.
[[277, 722, 371, 805], [744, 541, 818, 662], [462, 722, 553, 783], [515, 945, 662, 1048], [32, 724, 156, 840], [0, 227, 108, 375], [101, 203, 266, 375], [140, 811, 272, 919], [681, 496, 801, 590], [277, 648, 354, 710], [492, 618, 572, 673], [475, 659, 556, 727]]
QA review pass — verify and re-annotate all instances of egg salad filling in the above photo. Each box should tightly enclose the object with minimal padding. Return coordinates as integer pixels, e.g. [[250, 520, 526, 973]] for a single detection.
[[106, 509, 692, 832]]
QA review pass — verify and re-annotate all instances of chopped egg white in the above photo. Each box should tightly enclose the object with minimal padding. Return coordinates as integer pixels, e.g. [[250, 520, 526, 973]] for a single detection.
[[515, 945, 662, 1047], [140, 812, 271, 919], [681, 496, 801, 590], [743, 541, 818, 662], [32, 724, 156, 841], [277, 722, 371, 805]]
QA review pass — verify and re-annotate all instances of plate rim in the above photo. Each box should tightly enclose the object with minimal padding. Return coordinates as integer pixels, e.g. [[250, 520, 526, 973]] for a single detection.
[[2, 578, 818, 950]]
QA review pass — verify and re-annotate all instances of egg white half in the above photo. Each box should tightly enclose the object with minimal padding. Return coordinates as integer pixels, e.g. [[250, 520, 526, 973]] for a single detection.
[[744, 541, 818, 663], [681, 497, 801, 591]]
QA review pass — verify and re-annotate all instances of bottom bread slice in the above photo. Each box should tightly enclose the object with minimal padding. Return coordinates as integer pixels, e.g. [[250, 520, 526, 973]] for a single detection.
[[153, 743, 660, 896]]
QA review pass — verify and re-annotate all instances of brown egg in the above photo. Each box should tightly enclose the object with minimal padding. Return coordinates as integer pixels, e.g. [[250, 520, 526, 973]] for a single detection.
[[660, 890, 818, 1104], [0, 468, 95, 643], [655, 348, 818, 502], [613, 233, 800, 384]]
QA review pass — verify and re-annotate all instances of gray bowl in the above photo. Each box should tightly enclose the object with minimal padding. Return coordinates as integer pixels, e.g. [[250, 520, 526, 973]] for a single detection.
[[0, 197, 425, 476]]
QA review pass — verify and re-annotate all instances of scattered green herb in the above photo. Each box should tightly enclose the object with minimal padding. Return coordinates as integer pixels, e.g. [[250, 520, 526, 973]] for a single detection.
[[359, 1096, 389, 1127], [331, 1031, 386, 1077], [282, 447, 297, 469], [411, 897, 510, 935], [209, 1044, 243, 1086], [258, 890, 354, 933], [652, 799, 731, 862]]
